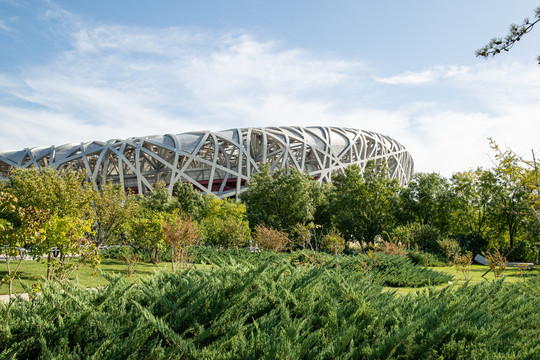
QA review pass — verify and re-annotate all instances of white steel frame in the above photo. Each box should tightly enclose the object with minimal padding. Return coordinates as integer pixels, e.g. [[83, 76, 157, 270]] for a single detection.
[[0, 126, 414, 198]]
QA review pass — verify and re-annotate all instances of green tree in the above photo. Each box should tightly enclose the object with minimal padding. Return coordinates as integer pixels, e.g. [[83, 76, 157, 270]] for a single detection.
[[125, 209, 167, 264], [397, 172, 454, 234], [202, 197, 250, 248], [139, 181, 179, 213], [5, 168, 99, 279], [241, 164, 319, 231], [39, 214, 98, 281], [173, 181, 210, 221], [0, 192, 48, 296], [490, 167, 532, 250], [7, 168, 95, 219], [450, 168, 498, 241], [329, 162, 401, 245], [92, 181, 139, 246], [490, 140, 540, 262]]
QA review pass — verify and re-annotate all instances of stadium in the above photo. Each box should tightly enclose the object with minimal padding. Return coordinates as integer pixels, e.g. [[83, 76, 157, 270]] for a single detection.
[[0, 126, 413, 199]]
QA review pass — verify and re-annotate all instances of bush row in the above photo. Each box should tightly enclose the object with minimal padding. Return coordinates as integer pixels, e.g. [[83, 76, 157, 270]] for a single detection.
[[1, 259, 537, 359]]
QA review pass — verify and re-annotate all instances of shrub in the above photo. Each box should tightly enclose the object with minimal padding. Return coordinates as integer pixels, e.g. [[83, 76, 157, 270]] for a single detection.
[[202, 217, 250, 248], [163, 216, 201, 272], [201, 198, 250, 248], [253, 225, 291, 252], [319, 230, 346, 254], [407, 249, 446, 267], [390, 222, 441, 253], [121, 246, 139, 276], [483, 249, 508, 278], [453, 252, 473, 280], [1, 260, 537, 359], [438, 238, 461, 261], [374, 235, 407, 257]]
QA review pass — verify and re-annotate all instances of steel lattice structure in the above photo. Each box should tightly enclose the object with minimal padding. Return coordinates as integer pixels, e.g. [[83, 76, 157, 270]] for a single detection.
[[0, 126, 413, 198]]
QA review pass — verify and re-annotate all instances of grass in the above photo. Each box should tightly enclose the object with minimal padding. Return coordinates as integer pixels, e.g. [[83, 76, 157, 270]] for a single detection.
[[2, 257, 539, 296], [0, 259, 191, 295], [383, 264, 540, 295]]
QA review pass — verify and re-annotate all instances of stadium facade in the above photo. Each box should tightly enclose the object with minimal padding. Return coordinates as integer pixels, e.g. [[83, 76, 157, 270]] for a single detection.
[[0, 126, 413, 199]]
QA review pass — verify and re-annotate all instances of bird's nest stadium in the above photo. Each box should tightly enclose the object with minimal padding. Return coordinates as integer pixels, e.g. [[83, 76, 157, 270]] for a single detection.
[[0, 126, 413, 199]]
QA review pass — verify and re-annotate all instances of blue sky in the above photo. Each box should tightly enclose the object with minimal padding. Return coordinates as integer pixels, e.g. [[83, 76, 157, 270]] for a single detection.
[[1, 0, 539, 175]]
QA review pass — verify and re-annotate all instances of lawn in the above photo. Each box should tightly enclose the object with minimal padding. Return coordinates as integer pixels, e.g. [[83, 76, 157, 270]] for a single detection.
[[1, 256, 539, 296], [0, 258, 184, 295], [384, 263, 540, 295]]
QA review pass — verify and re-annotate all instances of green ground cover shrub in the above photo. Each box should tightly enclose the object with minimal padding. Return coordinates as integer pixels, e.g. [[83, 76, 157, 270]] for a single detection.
[[407, 249, 447, 267], [1, 260, 538, 359]]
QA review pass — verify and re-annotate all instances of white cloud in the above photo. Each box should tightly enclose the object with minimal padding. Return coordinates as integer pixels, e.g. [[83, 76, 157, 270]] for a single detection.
[[374, 65, 471, 85], [0, 20, 12, 32]]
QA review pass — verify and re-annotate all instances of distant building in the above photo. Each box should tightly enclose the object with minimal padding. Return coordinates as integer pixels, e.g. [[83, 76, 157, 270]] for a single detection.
[[0, 126, 413, 198]]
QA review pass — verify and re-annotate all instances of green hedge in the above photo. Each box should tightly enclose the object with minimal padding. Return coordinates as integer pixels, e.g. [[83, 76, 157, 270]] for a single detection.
[[1, 258, 538, 359]]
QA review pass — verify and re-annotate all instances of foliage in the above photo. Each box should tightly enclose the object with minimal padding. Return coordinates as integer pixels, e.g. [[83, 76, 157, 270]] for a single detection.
[[39, 214, 99, 281], [125, 209, 167, 264], [389, 222, 441, 254], [4, 255, 534, 359], [330, 161, 400, 244], [453, 252, 473, 280], [449, 169, 498, 242], [92, 181, 139, 246], [241, 163, 319, 231], [319, 230, 345, 255], [163, 216, 201, 272], [0, 192, 48, 296], [139, 181, 179, 213], [483, 250, 508, 279], [6, 167, 95, 219], [252, 225, 291, 252], [3, 168, 100, 282], [172, 181, 210, 221], [201, 198, 250, 248], [490, 139, 540, 262], [397, 172, 453, 233], [476, 6, 540, 64], [407, 249, 446, 267], [438, 238, 461, 261]]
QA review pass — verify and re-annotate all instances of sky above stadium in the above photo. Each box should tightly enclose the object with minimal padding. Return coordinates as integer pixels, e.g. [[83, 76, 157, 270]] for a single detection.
[[0, 0, 539, 176]]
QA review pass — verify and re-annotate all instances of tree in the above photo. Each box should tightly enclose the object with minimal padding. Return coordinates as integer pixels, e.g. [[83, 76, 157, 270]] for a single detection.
[[125, 209, 167, 264], [201, 198, 250, 248], [396, 172, 454, 234], [92, 181, 139, 246], [0, 192, 48, 296], [449, 169, 498, 241], [7, 168, 95, 219], [39, 214, 98, 281], [5, 168, 99, 280], [490, 167, 531, 250], [173, 181, 210, 221], [490, 140, 540, 262], [476, 6, 540, 64], [163, 216, 201, 272], [139, 181, 179, 213], [329, 161, 401, 245], [241, 164, 319, 231]]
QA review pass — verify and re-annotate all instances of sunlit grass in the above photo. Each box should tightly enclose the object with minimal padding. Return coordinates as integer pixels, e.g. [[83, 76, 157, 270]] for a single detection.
[[2, 258, 538, 296], [384, 264, 540, 295], [0, 259, 207, 295]]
